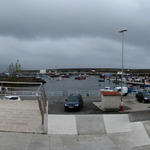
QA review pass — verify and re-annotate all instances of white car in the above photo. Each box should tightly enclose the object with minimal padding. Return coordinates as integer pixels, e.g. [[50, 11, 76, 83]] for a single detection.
[[115, 87, 128, 96], [3, 96, 21, 101]]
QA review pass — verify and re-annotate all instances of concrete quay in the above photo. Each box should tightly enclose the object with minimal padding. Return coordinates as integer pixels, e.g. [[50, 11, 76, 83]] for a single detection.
[[1, 95, 150, 149], [0, 114, 150, 150]]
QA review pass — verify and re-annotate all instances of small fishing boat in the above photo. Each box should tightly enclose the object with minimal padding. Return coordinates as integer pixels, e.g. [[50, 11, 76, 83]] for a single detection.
[[61, 74, 70, 78], [75, 76, 86, 80], [56, 77, 62, 81], [75, 74, 87, 80], [98, 79, 105, 82]]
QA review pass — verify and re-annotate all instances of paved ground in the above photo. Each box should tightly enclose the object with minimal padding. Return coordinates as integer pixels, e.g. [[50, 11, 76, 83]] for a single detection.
[[94, 96, 150, 113], [0, 100, 43, 133], [123, 97, 150, 112], [0, 133, 150, 150], [1, 95, 150, 149], [1, 114, 150, 150], [48, 96, 103, 114], [48, 95, 150, 114], [47, 114, 150, 150]]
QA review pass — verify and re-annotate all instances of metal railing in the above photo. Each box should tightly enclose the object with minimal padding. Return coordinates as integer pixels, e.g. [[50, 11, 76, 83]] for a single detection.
[[48, 89, 101, 97], [0, 86, 39, 96], [0, 85, 48, 133], [48, 89, 138, 98], [36, 84, 48, 133]]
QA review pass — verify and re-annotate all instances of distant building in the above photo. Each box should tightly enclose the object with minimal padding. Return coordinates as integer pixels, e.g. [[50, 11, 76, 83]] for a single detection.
[[40, 69, 46, 74]]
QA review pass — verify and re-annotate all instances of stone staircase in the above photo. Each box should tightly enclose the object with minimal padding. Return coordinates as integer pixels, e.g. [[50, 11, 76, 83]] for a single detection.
[[0, 100, 43, 133]]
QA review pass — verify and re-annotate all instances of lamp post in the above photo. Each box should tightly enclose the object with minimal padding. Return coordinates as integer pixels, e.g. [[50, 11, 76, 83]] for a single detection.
[[119, 29, 127, 110]]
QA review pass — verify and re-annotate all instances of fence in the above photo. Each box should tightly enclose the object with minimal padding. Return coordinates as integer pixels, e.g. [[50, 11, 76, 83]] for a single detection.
[[0, 86, 39, 97], [48, 89, 101, 97], [2, 86, 137, 98], [128, 92, 137, 97], [48, 89, 138, 98]]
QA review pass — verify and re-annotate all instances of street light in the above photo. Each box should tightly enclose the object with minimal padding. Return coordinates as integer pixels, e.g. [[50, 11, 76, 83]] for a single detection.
[[119, 28, 127, 110]]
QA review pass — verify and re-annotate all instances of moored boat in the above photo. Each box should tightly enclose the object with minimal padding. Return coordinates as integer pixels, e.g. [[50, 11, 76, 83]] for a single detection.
[[75, 75, 87, 80], [98, 79, 105, 82]]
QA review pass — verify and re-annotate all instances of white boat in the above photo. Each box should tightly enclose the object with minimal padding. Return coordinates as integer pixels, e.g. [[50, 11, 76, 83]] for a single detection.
[[56, 77, 62, 81], [100, 87, 113, 92]]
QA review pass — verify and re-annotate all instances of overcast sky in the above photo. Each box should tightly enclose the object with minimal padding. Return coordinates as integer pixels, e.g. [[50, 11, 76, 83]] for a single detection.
[[0, 0, 150, 70]]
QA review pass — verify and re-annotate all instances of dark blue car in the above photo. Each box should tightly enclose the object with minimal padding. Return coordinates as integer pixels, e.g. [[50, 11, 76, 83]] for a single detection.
[[136, 91, 150, 103], [64, 94, 84, 111]]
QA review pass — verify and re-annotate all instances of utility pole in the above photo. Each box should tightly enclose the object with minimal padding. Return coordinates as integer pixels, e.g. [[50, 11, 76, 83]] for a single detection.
[[119, 29, 127, 111]]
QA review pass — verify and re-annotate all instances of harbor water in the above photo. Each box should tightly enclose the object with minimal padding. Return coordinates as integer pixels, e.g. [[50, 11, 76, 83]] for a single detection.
[[43, 75, 128, 97]]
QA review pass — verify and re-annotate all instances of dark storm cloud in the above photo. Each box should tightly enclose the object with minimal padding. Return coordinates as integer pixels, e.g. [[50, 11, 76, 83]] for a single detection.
[[0, 36, 149, 69], [0, 0, 149, 69], [0, 1, 148, 40]]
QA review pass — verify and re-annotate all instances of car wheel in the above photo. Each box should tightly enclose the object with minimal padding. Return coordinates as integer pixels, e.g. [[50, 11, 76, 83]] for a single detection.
[[142, 99, 145, 103], [123, 93, 128, 96], [136, 98, 140, 102], [65, 108, 68, 111], [77, 107, 80, 111]]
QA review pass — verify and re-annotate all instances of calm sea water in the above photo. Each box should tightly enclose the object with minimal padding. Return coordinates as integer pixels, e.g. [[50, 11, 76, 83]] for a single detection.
[[43, 75, 123, 96]]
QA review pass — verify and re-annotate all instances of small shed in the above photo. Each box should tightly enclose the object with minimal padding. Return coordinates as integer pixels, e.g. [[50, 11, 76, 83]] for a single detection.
[[101, 91, 121, 111]]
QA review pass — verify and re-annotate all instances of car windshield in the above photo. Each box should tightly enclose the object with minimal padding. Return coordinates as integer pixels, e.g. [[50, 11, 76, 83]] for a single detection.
[[143, 92, 150, 97], [10, 97, 18, 100], [3, 96, 19, 100], [68, 96, 79, 102]]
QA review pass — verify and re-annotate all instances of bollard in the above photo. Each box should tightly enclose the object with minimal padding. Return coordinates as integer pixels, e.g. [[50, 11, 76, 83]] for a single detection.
[[120, 101, 124, 112]]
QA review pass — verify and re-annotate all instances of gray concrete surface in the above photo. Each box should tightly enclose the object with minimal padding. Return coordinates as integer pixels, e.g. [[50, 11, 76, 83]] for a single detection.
[[103, 114, 130, 133], [28, 135, 50, 150], [108, 122, 150, 148], [46, 114, 150, 149], [123, 97, 150, 112], [0, 132, 150, 150], [48, 115, 77, 135], [76, 115, 105, 135], [143, 121, 150, 137], [0, 100, 43, 133], [132, 145, 150, 150], [129, 111, 150, 122]]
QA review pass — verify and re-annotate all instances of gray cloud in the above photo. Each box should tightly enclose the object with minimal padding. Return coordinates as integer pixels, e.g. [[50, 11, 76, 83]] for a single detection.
[[0, 0, 149, 69], [0, 36, 149, 70]]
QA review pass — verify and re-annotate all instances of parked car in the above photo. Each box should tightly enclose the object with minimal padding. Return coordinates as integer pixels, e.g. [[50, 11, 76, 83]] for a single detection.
[[3, 96, 21, 101], [64, 94, 83, 111], [136, 91, 150, 103], [115, 86, 128, 96]]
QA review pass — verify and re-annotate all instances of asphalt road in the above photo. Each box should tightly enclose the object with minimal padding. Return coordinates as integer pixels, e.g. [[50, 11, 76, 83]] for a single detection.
[[48, 96, 103, 114], [48, 95, 150, 114], [48, 96, 127, 114]]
